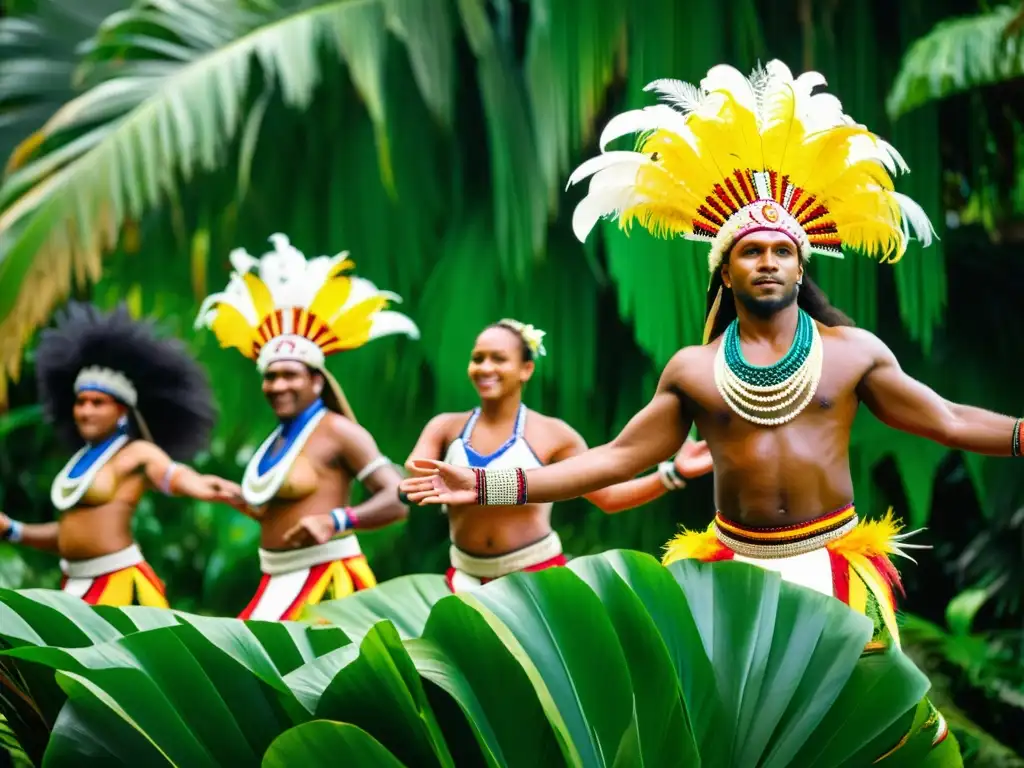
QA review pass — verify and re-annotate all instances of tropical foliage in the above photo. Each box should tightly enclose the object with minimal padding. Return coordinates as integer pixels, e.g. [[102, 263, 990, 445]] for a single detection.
[[888, 2, 1024, 240], [0, 553, 951, 767], [0, 0, 1022, 763]]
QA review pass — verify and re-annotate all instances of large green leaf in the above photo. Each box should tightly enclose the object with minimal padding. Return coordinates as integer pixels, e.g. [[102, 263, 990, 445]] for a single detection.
[[262, 720, 408, 767], [668, 559, 882, 767], [411, 597, 565, 767], [287, 622, 456, 767], [0, 553, 955, 766], [301, 573, 451, 642], [567, 551, 698, 767], [469, 566, 638, 766]]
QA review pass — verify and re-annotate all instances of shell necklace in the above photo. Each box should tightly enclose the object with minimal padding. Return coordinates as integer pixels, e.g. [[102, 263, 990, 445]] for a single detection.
[[714, 308, 824, 426]]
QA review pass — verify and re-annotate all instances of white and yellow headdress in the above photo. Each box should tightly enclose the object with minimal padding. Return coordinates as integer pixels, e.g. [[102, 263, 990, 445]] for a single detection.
[[194, 233, 419, 420], [567, 60, 935, 275]]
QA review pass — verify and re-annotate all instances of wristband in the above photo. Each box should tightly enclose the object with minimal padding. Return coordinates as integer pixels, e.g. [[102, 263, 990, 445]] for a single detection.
[[330, 507, 357, 533], [2, 520, 23, 543], [160, 462, 179, 496], [474, 468, 528, 506], [1013, 418, 1022, 457], [398, 489, 410, 504], [658, 461, 686, 490]]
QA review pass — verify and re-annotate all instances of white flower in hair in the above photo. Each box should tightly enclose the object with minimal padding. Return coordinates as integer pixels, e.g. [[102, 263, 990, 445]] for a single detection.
[[519, 324, 547, 357]]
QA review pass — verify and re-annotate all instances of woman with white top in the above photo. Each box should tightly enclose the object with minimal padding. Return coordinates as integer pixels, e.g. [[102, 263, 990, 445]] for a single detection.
[[405, 319, 712, 592]]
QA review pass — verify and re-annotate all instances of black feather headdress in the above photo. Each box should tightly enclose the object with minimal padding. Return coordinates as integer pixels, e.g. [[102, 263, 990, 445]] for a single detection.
[[35, 302, 215, 461]]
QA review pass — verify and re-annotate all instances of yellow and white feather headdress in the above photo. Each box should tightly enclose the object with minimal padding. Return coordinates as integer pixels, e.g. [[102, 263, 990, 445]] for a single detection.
[[567, 60, 935, 273], [194, 233, 419, 419]]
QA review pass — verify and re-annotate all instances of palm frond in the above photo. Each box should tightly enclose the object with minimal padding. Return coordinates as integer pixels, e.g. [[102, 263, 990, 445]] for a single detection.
[[0, 0, 454, 402], [523, 0, 627, 215], [887, 4, 1024, 120], [0, 0, 130, 172]]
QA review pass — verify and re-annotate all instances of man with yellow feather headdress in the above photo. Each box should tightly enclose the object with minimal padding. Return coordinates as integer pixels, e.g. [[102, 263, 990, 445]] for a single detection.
[[400, 60, 1024, 762], [196, 233, 418, 621]]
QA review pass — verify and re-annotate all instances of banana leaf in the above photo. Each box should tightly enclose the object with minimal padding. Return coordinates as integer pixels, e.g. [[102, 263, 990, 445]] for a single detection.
[[0, 553, 954, 766]]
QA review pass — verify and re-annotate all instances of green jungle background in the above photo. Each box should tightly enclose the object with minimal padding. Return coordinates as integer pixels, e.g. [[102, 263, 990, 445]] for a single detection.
[[0, 0, 1022, 764]]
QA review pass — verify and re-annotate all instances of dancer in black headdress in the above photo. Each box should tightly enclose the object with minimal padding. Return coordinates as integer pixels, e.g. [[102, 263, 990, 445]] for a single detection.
[[0, 302, 241, 607]]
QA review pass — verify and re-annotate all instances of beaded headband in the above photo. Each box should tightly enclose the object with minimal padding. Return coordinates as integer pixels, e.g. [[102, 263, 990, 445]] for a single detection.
[[74, 366, 137, 407]]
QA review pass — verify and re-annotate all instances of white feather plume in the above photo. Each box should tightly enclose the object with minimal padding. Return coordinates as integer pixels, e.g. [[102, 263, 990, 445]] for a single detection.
[[643, 78, 705, 114], [572, 186, 644, 242], [566, 151, 649, 189], [599, 105, 689, 150]]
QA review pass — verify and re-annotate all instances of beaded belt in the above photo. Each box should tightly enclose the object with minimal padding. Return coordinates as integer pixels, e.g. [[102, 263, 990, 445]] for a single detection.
[[714, 504, 858, 559]]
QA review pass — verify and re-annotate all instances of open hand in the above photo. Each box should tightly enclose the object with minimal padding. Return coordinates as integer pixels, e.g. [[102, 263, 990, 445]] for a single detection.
[[674, 437, 713, 479], [400, 459, 479, 506], [201, 476, 244, 506], [283, 515, 336, 548]]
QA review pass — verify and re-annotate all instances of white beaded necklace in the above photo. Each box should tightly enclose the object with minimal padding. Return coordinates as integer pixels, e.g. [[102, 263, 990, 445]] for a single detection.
[[714, 320, 824, 426]]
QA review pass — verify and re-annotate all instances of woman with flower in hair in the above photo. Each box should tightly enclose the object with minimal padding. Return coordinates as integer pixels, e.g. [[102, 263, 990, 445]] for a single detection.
[[0, 303, 242, 607], [405, 319, 712, 592]]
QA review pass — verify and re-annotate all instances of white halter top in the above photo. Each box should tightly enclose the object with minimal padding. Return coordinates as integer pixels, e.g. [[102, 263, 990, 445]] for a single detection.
[[443, 404, 543, 470]]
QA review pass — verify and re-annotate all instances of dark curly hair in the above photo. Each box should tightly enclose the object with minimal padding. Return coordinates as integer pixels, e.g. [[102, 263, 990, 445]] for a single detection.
[[35, 302, 215, 460]]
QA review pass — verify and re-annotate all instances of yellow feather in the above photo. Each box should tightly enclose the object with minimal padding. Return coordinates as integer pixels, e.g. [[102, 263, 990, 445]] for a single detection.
[[327, 258, 356, 279], [330, 296, 390, 348], [660, 523, 722, 565], [308, 276, 354, 325], [243, 273, 275, 325], [620, 204, 693, 239], [210, 304, 259, 358], [846, 553, 902, 647], [828, 508, 906, 561]]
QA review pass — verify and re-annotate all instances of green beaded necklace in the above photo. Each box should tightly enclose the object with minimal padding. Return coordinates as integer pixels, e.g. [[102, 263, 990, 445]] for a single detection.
[[714, 308, 824, 426], [721, 309, 814, 387]]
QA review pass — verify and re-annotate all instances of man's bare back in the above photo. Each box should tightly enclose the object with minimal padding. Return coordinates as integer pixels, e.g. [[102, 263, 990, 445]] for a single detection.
[[673, 323, 878, 526]]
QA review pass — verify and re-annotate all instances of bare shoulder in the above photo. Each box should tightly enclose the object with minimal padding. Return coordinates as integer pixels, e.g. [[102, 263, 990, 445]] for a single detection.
[[529, 410, 580, 442], [425, 411, 474, 442], [119, 439, 160, 462], [114, 439, 163, 472], [663, 343, 714, 388], [321, 412, 373, 444], [821, 325, 892, 360]]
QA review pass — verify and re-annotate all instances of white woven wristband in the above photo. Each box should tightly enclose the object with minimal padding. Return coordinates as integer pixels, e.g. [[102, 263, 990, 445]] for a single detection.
[[658, 461, 686, 490]]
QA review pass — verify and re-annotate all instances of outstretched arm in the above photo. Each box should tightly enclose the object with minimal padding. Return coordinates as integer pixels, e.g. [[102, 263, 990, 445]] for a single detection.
[[552, 430, 710, 514], [129, 442, 243, 505], [0, 511, 60, 553], [858, 333, 1021, 455], [403, 353, 695, 506], [525, 385, 691, 502]]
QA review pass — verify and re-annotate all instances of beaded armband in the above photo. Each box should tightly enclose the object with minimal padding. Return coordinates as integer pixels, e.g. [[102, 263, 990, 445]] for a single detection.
[[1013, 418, 1022, 457], [474, 468, 528, 506]]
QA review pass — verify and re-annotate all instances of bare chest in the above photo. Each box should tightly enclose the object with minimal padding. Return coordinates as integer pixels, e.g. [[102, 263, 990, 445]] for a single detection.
[[684, 345, 864, 433]]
